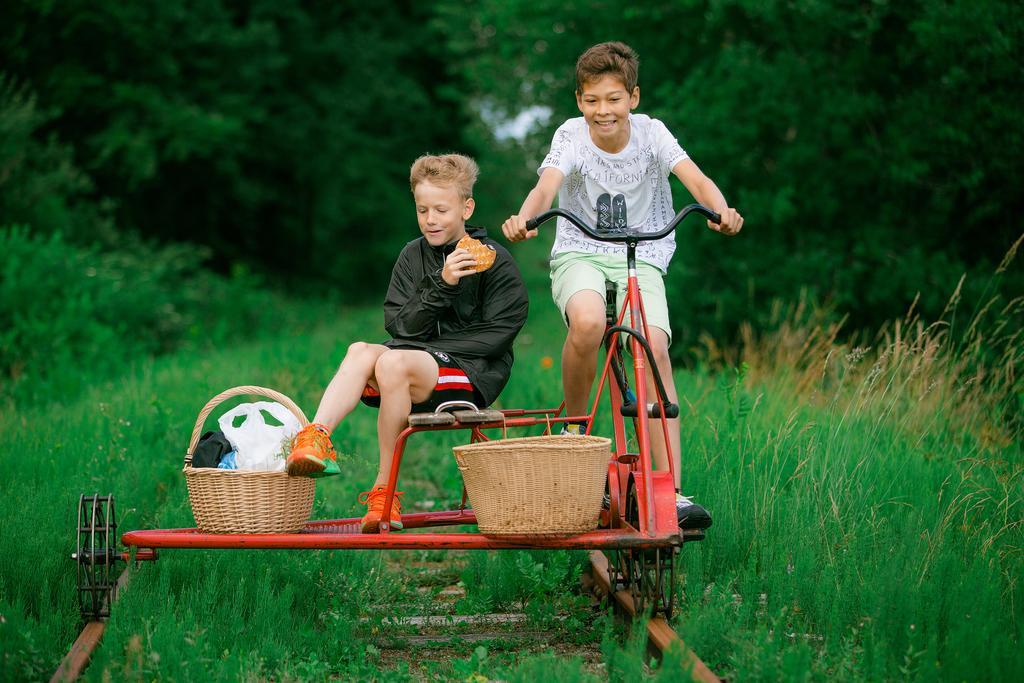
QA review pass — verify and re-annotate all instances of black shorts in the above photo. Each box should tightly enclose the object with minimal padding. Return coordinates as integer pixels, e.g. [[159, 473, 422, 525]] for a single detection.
[[360, 349, 484, 412]]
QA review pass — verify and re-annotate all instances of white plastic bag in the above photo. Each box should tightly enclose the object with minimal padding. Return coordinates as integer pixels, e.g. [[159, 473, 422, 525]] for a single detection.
[[217, 401, 301, 472]]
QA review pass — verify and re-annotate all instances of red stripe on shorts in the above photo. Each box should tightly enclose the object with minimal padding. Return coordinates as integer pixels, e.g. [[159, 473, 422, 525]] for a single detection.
[[436, 367, 473, 392]]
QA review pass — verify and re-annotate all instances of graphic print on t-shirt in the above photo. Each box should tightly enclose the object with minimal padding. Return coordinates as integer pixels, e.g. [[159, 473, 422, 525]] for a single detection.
[[612, 194, 627, 230], [597, 193, 611, 231]]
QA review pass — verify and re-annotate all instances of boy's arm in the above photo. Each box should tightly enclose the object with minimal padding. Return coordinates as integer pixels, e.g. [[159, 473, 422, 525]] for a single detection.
[[501, 167, 565, 242], [671, 159, 744, 236], [384, 246, 460, 340], [430, 253, 529, 358]]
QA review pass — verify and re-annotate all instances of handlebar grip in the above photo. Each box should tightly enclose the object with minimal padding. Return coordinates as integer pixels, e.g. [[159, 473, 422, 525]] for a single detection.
[[709, 211, 722, 225], [524, 217, 539, 231]]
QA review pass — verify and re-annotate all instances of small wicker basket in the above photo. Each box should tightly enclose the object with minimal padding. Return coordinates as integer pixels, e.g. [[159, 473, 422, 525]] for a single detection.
[[453, 435, 611, 536], [183, 386, 315, 534]]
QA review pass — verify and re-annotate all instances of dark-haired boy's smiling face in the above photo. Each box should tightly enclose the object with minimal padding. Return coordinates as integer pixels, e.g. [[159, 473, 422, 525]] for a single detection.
[[576, 74, 640, 153]]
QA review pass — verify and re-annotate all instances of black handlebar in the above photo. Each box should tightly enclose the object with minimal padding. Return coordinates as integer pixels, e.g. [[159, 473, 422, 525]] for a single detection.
[[524, 203, 721, 243]]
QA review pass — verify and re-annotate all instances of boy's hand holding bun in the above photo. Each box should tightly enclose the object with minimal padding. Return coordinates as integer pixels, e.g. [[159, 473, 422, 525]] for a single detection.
[[441, 235, 496, 285], [457, 235, 496, 272]]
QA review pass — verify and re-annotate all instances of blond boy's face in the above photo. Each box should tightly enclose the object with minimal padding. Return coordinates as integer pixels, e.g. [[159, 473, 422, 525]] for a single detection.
[[413, 180, 475, 247], [576, 74, 640, 148]]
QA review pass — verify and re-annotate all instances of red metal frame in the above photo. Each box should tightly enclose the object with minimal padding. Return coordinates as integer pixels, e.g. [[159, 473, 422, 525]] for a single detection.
[[123, 265, 684, 553]]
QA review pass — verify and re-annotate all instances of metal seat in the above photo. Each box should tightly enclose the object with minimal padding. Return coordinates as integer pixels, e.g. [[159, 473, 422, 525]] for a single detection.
[[453, 409, 504, 424], [407, 399, 503, 427], [407, 412, 457, 426]]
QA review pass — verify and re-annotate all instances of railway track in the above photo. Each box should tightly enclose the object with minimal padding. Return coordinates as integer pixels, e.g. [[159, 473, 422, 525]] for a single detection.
[[589, 551, 719, 682], [53, 547, 719, 681]]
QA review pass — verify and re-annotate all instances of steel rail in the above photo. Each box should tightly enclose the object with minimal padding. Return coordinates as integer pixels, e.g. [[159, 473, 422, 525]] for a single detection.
[[53, 548, 714, 681], [50, 569, 130, 683], [589, 551, 719, 683]]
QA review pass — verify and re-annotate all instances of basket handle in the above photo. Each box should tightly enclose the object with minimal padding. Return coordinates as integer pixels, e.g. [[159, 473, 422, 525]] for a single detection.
[[184, 386, 309, 467]]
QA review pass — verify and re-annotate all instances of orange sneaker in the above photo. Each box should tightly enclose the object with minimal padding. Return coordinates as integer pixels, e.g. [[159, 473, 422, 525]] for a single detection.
[[285, 424, 340, 478], [358, 485, 404, 533]]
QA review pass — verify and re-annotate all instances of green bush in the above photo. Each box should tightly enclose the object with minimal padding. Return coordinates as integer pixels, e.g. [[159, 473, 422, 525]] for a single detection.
[[0, 225, 320, 402], [0, 74, 114, 246]]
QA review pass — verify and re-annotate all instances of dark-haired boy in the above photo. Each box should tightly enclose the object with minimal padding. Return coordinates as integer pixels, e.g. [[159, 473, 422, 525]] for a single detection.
[[502, 42, 743, 530]]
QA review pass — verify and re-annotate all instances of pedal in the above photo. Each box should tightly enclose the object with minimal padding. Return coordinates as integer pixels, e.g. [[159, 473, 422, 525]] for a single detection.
[[620, 402, 679, 419]]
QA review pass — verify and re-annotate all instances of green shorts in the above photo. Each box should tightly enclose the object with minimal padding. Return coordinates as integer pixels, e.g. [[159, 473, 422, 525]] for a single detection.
[[550, 252, 672, 345]]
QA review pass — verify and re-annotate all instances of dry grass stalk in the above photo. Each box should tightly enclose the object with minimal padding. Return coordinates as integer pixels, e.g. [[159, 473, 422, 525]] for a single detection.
[[704, 236, 1023, 448]]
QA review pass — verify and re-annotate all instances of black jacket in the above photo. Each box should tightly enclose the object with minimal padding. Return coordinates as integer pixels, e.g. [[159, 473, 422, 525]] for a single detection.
[[383, 226, 529, 406]]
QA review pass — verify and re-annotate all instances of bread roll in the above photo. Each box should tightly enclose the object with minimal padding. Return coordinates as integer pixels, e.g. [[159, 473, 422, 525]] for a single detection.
[[457, 235, 497, 272]]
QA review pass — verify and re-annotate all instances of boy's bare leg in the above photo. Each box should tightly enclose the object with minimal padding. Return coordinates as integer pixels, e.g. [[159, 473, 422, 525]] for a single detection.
[[312, 342, 389, 430], [371, 349, 439, 487], [645, 328, 682, 489], [562, 291, 607, 417]]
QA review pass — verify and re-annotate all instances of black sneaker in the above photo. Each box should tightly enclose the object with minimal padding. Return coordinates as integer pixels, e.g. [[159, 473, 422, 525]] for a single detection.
[[676, 493, 712, 530]]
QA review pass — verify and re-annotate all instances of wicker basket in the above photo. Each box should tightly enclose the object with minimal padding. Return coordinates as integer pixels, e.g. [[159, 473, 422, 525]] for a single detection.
[[453, 435, 611, 536], [183, 386, 315, 534]]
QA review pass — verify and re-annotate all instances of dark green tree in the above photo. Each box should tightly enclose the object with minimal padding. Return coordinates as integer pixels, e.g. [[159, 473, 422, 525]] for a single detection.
[[1, 0, 472, 287], [436, 0, 1023, 348]]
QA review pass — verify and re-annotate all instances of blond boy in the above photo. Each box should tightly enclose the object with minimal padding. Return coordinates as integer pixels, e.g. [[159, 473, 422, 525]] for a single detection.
[[289, 154, 528, 533]]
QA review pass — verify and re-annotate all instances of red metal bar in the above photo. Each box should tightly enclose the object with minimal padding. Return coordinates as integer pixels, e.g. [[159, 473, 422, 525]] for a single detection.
[[379, 427, 413, 534], [303, 509, 478, 530], [119, 548, 158, 562], [626, 275, 657, 537], [606, 369, 628, 457], [499, 406, 564, 417], [591, 299, 630, 457], [122, 526, 682, 550], [637, 290, 675, 483], [586, 332, 614, 435]]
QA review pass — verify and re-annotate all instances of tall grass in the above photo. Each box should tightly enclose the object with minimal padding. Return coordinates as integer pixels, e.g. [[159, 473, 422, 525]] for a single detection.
[[675, 238, 1023, 680]]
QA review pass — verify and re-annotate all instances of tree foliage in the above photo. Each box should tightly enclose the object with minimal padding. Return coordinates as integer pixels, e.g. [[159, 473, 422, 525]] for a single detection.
[[436, 0, 1023, 347], [1, 0, 470, 286], [1, 0, 1021, 369]]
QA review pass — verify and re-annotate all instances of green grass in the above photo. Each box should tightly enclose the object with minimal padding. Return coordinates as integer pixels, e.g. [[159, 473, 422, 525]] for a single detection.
[[1, 262, 1021, 680], [672, 371, 1021, 680]]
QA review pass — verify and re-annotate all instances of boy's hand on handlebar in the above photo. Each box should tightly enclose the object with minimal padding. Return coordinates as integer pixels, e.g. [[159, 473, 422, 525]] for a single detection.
[[710, 207, 744, 236], [501, 215, 539, 243], [442, 248, 478, 285]]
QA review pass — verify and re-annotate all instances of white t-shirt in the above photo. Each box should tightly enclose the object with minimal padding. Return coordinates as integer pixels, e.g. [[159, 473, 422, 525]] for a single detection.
[[540, 114, 688, 273]]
